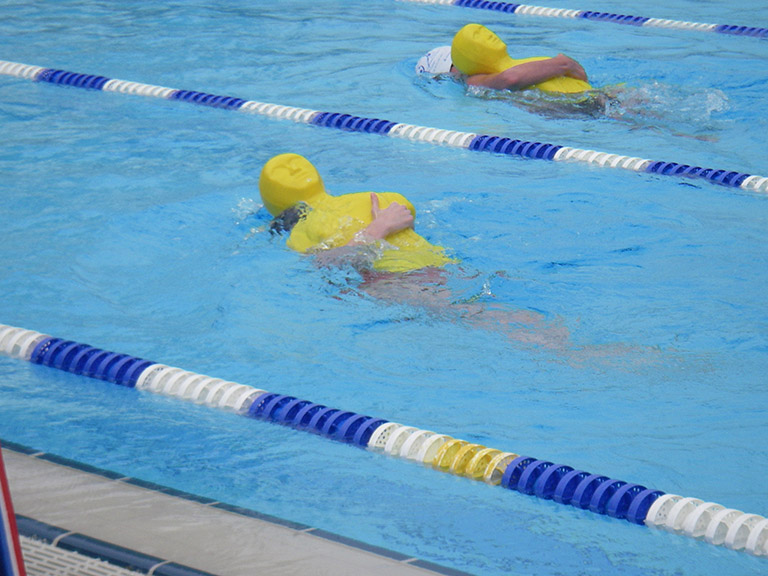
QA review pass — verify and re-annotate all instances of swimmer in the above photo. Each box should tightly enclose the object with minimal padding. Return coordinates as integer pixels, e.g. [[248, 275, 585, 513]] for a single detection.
[[257, 154, 665, 365], [416, 23, 719, 137], [259, 153, 572, 351], [416, 23, 591, 94]]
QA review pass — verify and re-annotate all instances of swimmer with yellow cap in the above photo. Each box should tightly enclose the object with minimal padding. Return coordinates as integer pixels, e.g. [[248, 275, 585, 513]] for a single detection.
[[417, 23, 591, 94], [259, 153, 454, 274], [259, 154, 593, 351], [260, 155, 580, 350]]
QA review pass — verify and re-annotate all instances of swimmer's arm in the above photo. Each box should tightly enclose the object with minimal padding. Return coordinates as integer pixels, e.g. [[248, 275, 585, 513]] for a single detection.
[[467, 54, 587, 90], [347, 192, 414, 246], [308, 193, 414, 268]]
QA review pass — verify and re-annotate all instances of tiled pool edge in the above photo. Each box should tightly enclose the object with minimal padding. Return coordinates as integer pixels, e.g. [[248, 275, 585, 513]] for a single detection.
[[17, 515, 216, 576], [2, 440, 473, 576]]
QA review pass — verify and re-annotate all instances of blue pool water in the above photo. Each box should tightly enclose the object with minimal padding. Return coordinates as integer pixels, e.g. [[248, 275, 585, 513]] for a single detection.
[[1, 1, 767, 575]]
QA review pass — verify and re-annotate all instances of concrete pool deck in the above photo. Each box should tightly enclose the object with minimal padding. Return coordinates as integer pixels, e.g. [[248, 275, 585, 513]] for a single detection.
[[3, 444, 473, 576]]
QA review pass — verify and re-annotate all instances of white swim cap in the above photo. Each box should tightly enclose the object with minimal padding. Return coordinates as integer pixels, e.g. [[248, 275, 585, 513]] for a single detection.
[[415, 46, 453, 74]]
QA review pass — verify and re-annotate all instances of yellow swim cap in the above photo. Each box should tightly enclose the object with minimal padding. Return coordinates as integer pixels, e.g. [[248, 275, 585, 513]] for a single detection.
[[451, 23, 592, 94], [259, 153, 328, 216]]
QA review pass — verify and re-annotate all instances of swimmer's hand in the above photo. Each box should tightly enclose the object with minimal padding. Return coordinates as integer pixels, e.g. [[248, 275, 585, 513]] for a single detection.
[[349, 192, 414, 245], [554, 54, 588, 82]]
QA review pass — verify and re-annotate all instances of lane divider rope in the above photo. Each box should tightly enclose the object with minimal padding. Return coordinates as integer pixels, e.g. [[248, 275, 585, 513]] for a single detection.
[[1, 59, 766, 194], [400, 0, 768, 38], [1, 323, 766, 558]]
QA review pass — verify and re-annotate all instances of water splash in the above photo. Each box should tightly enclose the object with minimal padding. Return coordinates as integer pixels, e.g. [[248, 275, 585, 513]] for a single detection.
[[603, 81, 729, 140], [463, 80, 729, 140]]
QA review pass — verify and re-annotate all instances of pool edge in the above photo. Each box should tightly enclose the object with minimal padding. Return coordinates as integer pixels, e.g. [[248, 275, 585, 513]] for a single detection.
[[2, 439, 474, 576]]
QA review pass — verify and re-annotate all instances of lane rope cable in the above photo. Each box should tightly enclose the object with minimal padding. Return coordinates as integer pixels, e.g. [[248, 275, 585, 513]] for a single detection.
[[400, 0, 768, 38], [1, 323, 766, 559], [1, 59, 766, 195]]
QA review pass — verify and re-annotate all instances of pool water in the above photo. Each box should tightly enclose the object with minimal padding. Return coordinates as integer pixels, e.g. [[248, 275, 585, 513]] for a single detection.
[[1, 1, 767, 575]]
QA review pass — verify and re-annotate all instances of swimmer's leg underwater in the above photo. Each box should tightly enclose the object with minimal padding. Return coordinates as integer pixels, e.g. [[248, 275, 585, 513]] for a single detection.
[[259, 153, 663, 364]]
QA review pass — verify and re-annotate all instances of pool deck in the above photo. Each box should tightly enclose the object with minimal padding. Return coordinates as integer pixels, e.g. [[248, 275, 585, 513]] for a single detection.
[[3, 444, 472, 576]]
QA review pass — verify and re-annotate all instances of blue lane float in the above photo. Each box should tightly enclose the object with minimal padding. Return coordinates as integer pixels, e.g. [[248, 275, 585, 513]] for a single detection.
[[1, 59, 767, 195], [30, 338, 154, 388], [403, 0, 768, 38], [1, 323, 767, 558]]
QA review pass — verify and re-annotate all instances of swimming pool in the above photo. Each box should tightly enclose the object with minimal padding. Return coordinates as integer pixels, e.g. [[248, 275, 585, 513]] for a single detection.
[[1, 0, 767, 574]]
